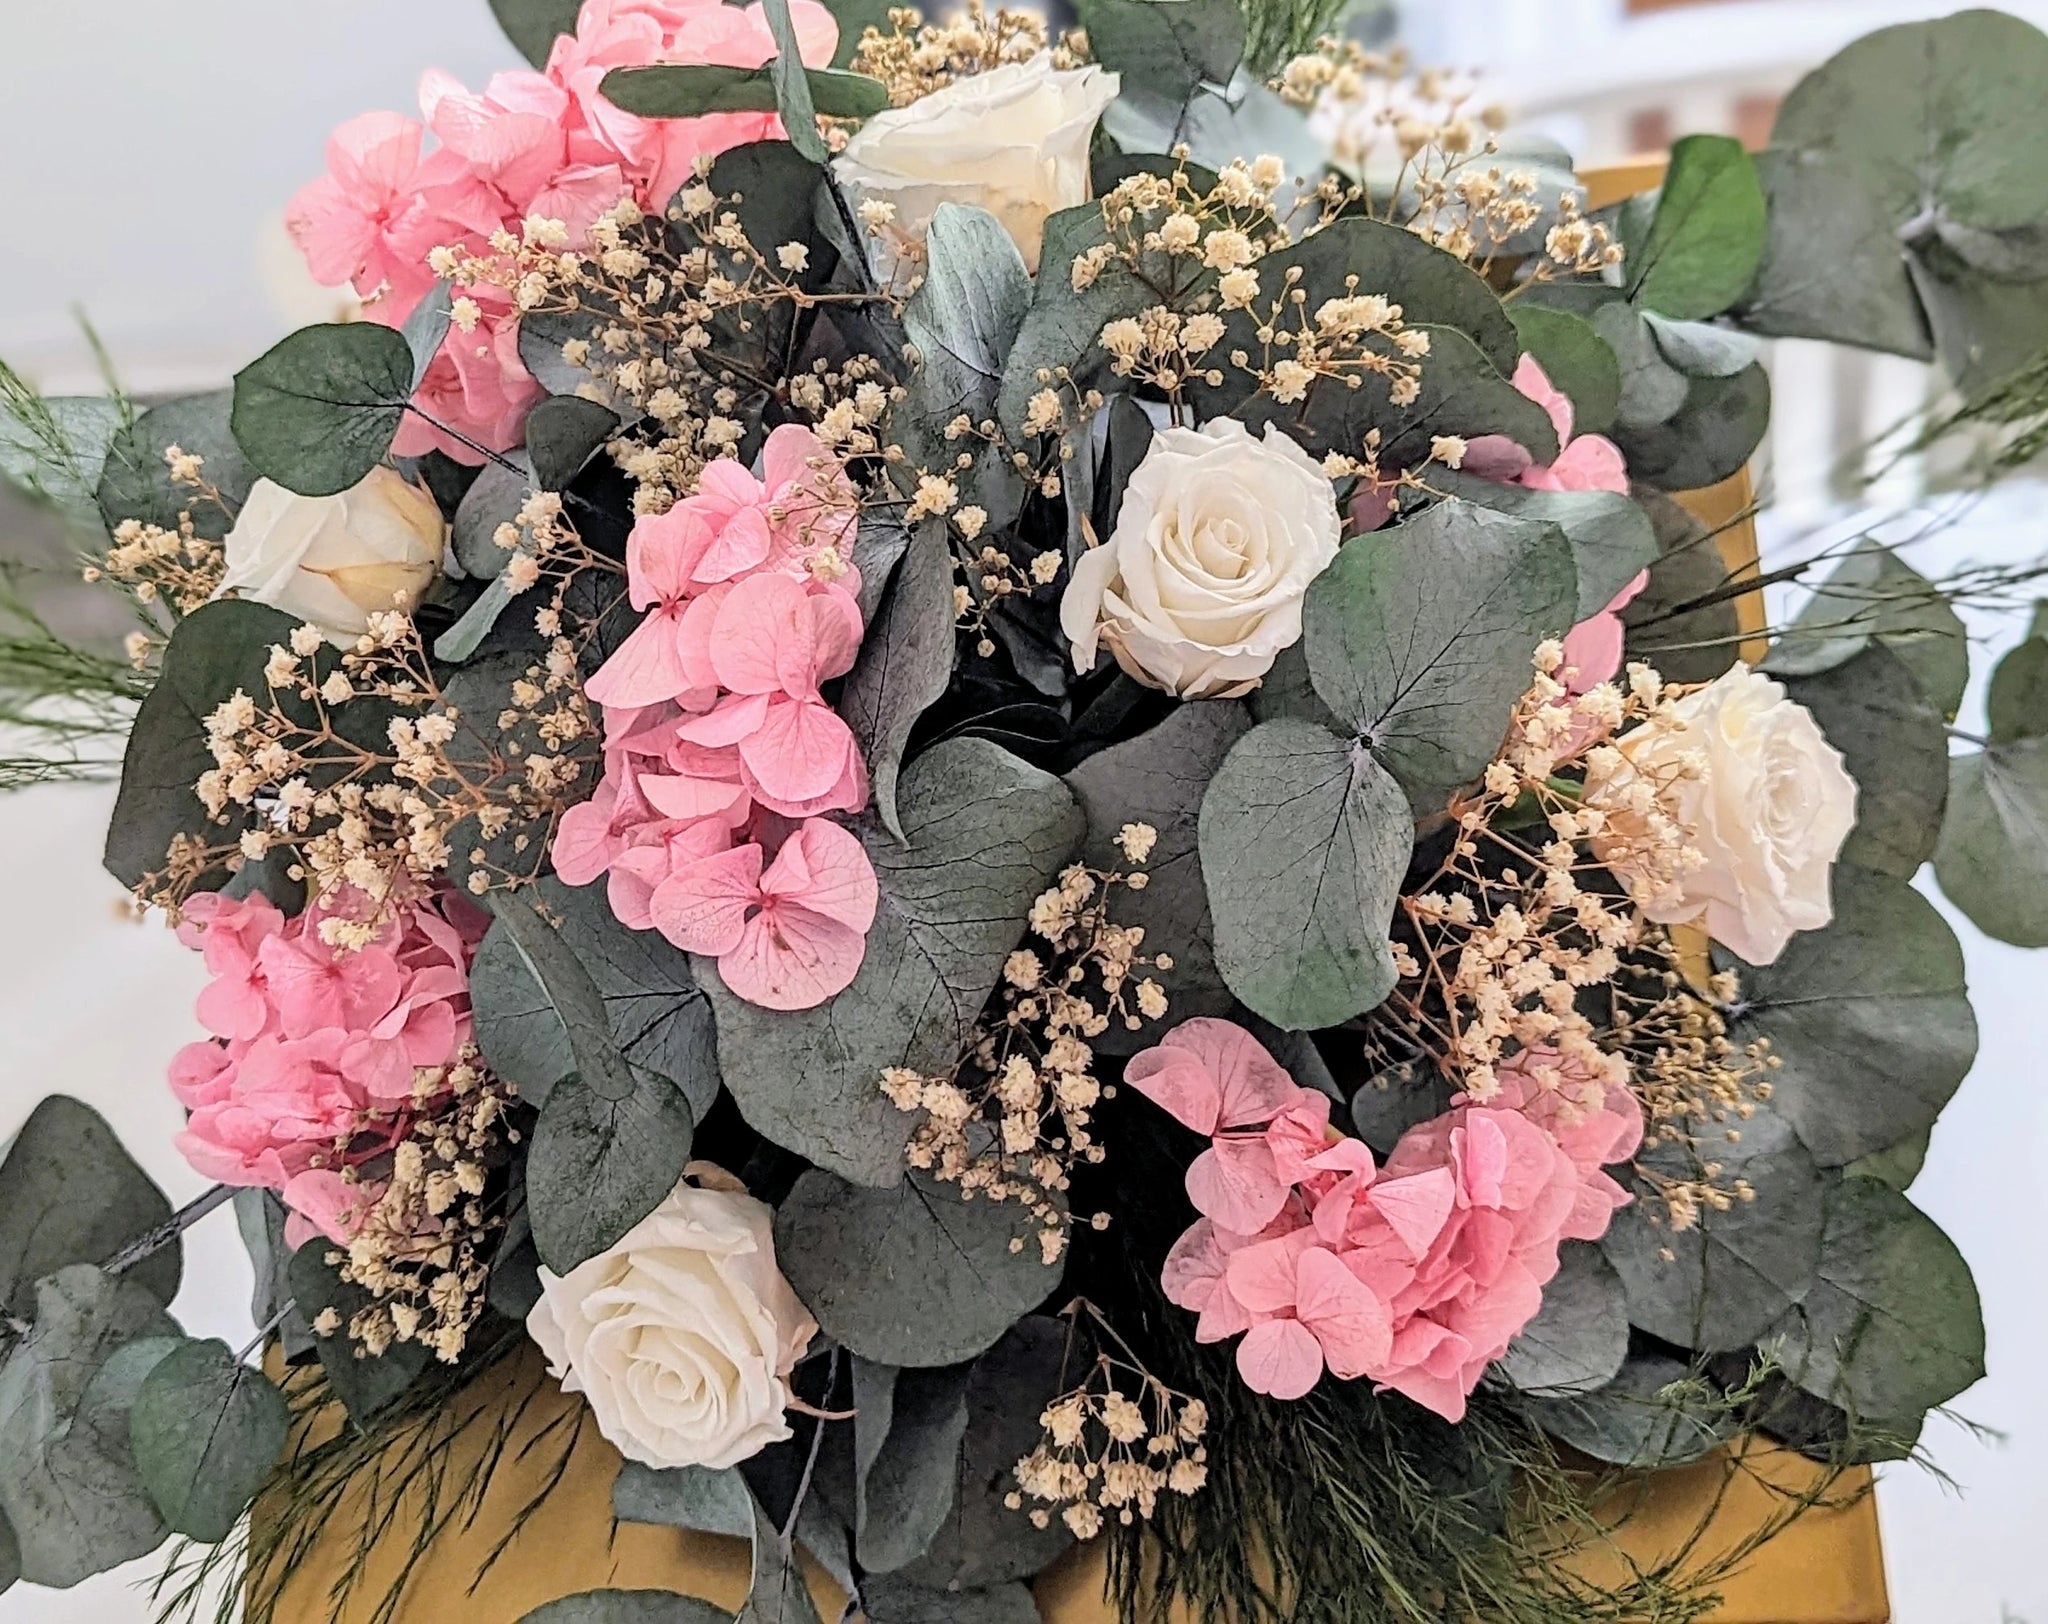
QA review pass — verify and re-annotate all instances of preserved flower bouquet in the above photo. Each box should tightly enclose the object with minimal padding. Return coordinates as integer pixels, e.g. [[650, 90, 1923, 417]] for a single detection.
[[3, 2, 2045, 1620]]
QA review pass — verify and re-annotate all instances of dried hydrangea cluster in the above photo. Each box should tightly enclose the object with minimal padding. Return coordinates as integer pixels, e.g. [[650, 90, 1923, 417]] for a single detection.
[[884, 823, 1171, 1260], [1008, 1304, 1209, 1540], [439, 198, 901, 513], [1278, 41, 1618, 277], [164, 611, 595, 913], [84, 446, 230, 617], [847, 1, 1065, 108]]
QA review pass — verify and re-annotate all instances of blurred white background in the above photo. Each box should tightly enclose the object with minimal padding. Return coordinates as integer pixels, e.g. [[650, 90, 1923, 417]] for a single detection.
[[0, 1, 2042, 1620]]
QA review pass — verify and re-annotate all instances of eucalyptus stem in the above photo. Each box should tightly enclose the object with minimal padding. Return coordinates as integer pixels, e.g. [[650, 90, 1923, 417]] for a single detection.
[[106, 1183, 235, 1277]]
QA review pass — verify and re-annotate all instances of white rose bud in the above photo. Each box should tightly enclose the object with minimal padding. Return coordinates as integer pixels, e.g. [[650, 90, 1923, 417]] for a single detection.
[[833, 53, 1119, 274], [218, 466, 447, 643], [526, 1170, 818, 1473], [1585, 663, 1858, 966], [1060, 419, 1342, 699]]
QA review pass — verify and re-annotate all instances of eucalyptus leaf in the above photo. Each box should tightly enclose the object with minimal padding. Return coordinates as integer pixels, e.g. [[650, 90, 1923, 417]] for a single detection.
[[1430, 475, 1656, 624], [402, 282, 456, 393], [1494, 1243, 1629, 1396], [527, 1073, 695, 1272], [0, 1095, 178, 1319], [0, 1507, 15, 1593], [1724, 865, 1976, 1166], [1773, 1177, 1984, 1424], [1603, 1103, 1825, 1353], [452, 453, 536, 579], [1987, 625, 2048, 744], [1345, 1062, 1454, 1158], [0, 1266, 176, 1587], [286, 1242, 429, 1424], [840, 522, 957, 841], [1507, 305, 1620, 437], [1065, 700, 1251, 1050], [614, 1462, 755, 1539], [601, 63, 891, 120], [527, 397, 619, 493], [1616, 494, 1744, 686], [1643, 312, 1762, 380], [518, 1594, 737, 1624], [1624, 135, 1766, 322], [774, 1171, 1061, 1368], [0, 394, 124, 534], [471, 877, 720, 1117], [1768, 541, 1968, 720], [1303, 499, 1577, 791], [1592, 302, 1690, 430], [104, 599, 302, 892], [862, 1576, 1038, 1624], [1846, 1129, 1931, 1193], [1781, 643, 1949, 879], [1197, 719, 1412, 1030], [129, 1338, 289, 1543], [96, 391, 253, 544], [1524, 1352, 1736, 1470], [1075, 0, 1245, 103], [1934, 737, 2048, 948], [701, 738, 1083, 1187], [852, 1361, 971, 1572], [761, 0, 826, 164], [230, 322, 414, 497], [489, 0, 582, 67], [482, 887, 642, 1106], [1612, 363, 1771, 493], [897, 1318, 1074, 1590]]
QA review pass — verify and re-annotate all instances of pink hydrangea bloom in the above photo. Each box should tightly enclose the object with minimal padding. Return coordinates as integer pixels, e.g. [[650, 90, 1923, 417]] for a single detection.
[[168, 885, 488, 1249], [285, 0, 839, 460], [561, 429, 879, 1011], [1136, 1020, 1642, 1421]]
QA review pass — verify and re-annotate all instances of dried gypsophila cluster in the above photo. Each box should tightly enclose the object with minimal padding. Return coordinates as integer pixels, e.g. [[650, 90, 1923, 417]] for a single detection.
[[438, 199, 901, 514], [306, 1048, 519, 1364], [882, 822, 1172, 1261], [160, 609, 596, 921], [1278, 41, 1619, 278], [1601, 937, 1776, 1240], [848, 2, 1075, 109], [83, 444, 230, 625], [1009, 1302, 1210, 1540]]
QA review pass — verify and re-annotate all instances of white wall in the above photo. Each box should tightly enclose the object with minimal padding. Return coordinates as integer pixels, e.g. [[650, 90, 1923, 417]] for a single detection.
[[0, 3, 2042, 1622]]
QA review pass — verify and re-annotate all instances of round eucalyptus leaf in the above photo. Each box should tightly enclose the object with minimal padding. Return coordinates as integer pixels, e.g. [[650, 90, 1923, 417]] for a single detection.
[[773, 1171, 1062, 1368], [1198, 719, 1412, 1031], [527, 1074, 696, 1274], [95, 391, 253, 541], [517, 1592, 736, 1624], [1987, 629, 2048, 745], [1766, 539, 1968, 719], [129, 1339, 289, 1544], [1773, 1177, 1984, 1424], [1523, 1352, 1736, 1470], [863, 1577, 1039, 1624], [1495, 1243, 1629, 1396], [1934, 737, 2048, 947], [1623, 135, 1766, 323], [1507, 304, 1620, 437], [1611, 362, 1770, 493], [1603, 1103, 1824, 1353], [230, 322, 414, 497], [1725, 865, 1976, 1167]]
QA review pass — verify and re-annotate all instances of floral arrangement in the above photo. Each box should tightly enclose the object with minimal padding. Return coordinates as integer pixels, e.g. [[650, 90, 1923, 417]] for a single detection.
[[4, 2, 2047, 1620]]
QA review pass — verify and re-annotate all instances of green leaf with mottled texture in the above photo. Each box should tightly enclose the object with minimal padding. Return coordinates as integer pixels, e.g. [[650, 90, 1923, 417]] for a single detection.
[[129, 1338, 288, 1543], [1769, 541, 1968, 719], [1496, 1244, 1629, 1396], [96, 391, 252, 544], [1507, 305, 1620, 436], [601, 63, 890, 120], [1524, 1353, 1736, 1470], [518, 1594, 736, 1624], [841, 523, 957, 841], [1934, 738, 2048, 947], [527, 1074, 695, 1272], [489, 0, 582, 66], [1625, 136, 1766, 322], [231, 322, 414, 497]]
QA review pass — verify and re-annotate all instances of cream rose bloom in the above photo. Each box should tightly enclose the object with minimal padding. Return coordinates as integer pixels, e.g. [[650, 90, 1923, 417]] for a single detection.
[[1584, 664, 1857, 966], [1060, 419, 1342, 699], [526, 1169, 818, 1472], [833, 53, 1119, 273], [218, 466, 446, 643]]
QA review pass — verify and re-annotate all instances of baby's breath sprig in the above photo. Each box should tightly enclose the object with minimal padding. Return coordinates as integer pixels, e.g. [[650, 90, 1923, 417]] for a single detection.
[[882, 823, 1172, 1260], [83, 445, 230, 617], [1009, 1298, 1210, 1540], [848, 2, 1073, 109]]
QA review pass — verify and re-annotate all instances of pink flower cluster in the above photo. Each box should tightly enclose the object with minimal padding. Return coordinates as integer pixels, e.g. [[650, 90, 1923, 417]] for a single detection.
[[168, 886, 489, 1249], [1136, 1020, 1643, 1422], [554, 425, 879, 1010], [286, 0, 838, 461]]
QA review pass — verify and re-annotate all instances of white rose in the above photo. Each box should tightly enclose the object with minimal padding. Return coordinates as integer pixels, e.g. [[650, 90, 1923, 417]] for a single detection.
[[218, 466, 446, 643], [1060, 419, 1342, 699], [1585, 663, 1858, 966], [526, 1169, 818, 1472], [834, 53, 1119, 274]]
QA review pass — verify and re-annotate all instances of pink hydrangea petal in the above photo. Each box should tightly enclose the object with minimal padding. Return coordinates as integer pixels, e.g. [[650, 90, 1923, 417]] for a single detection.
[[1163, 1019, 1304, 1129], [1186, 1138, 1291, 1236], [672, 690, 773, 747], [1295, 1247, 1393, 1377], [717, 903, 865, 1010], [691, 502, 774, 584], [1161, 1218, 1229, 1312], [584, 606, 694, 708], [627, 505, 710, 608], [1237, 1319, 1325, 1401], [553, 788, 624, 885], [282, 1169, 377, 1246], [1224, 1230, 1314, 1314], [641, 773, 753, 824], [806, 583, 864, 681], [708, 571, 816, 697], [759, 819, 878, 933], [738, 696, 857, 804], [1365, 1167, 1458, 1261], [1124, 1047, 1224, 1136], [647, 842, 764, 954], [1513, 354, 1575, 445]]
